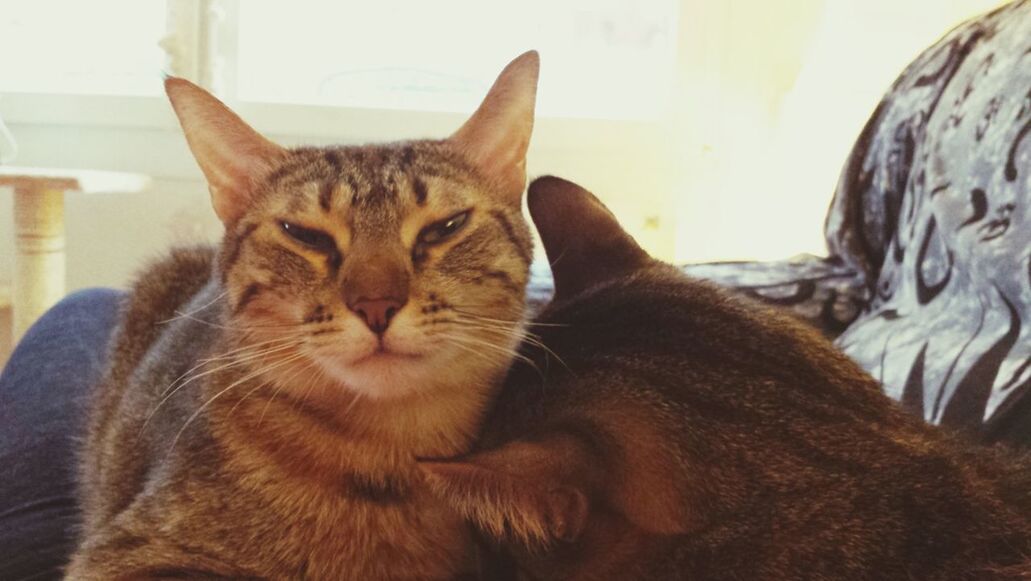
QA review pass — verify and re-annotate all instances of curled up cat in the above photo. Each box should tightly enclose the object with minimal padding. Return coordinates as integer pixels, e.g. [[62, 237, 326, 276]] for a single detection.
[[67, 52, 539, 580], [420, 176, 1031, 580]]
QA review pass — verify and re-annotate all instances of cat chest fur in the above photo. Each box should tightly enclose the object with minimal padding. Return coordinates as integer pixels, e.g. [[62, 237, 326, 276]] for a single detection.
[[157, 440, 474, 580]]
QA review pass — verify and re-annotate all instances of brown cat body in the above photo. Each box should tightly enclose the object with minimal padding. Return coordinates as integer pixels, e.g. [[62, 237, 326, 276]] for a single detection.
[[421, 177, 1031, 581], [68, 53, 539, 580]]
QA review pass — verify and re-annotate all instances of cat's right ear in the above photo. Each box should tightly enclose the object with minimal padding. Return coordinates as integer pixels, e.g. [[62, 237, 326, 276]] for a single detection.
[[165, 77, 286, 226], [528, 176, 651, 301], [448, 51, 539, 205]]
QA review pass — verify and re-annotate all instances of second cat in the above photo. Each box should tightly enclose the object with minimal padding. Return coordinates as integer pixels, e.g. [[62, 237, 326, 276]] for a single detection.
[[422, 176, 1031, 580]]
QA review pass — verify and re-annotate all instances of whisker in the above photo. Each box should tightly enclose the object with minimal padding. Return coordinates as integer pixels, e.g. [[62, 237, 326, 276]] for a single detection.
[[167, 334, 309, 394], [225, 376, 277, 422], [140, 340, 305, 436], [166, 352, 307, 455], [446, 312, 571, 372], [449, 306, 567, 328], [160, 339, 302, 399], [437, 336, 510, 367], [450, 335, 545, 382], [227, 356, 317, 423], [292, 360, 328, 417], [259, 358, 319, 426], [196, 333, 311, 364], [337, 387, 366, 422], [445, 320, 534, 350], [436, 325, 554, 383], [456, 322, 569, 372], [168, 311, 307, 332], [157, 289, 230, 324], [439, 332, 538, 372]]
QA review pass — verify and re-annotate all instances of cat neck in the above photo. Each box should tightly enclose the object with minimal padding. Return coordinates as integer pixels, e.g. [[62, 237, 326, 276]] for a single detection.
[[207, 356, 500, 485]]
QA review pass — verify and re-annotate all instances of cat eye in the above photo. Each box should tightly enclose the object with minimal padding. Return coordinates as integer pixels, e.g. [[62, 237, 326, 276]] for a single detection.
[[279, 221, 337, 253], [418, 210, 471, 245]]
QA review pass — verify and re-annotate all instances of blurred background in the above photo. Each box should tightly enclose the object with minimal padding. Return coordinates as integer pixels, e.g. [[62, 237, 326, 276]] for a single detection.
[[0, 0, 1010, 359]]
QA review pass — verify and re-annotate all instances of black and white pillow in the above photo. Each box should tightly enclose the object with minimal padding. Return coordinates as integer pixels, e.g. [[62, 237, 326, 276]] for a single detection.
[[828, 0, 1031, 443]]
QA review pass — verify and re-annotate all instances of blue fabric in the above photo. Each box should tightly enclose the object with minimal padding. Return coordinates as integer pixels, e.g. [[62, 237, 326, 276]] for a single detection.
[[826, 1, 1031, 440], [0, 288, 123, 581]]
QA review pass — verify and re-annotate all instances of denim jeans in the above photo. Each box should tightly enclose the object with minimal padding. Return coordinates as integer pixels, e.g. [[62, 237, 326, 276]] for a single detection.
[[0, 289, 123, 581]]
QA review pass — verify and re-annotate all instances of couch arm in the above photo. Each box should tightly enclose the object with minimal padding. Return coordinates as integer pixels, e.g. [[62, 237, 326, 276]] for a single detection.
[[526, 255, 868, 339]]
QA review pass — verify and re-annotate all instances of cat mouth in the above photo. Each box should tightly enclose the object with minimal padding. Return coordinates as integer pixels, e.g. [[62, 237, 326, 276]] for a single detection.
[[352, 344, 423, 365]]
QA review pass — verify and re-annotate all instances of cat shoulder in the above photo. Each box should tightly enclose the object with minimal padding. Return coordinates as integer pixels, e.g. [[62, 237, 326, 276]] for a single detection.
[[126, 245, 216, 315], [105, 245, 217, 380]]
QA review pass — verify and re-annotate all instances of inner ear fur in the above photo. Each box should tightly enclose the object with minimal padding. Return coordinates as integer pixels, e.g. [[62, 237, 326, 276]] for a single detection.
[[165, 77, 287, 226], [448, 50, 539, 204]]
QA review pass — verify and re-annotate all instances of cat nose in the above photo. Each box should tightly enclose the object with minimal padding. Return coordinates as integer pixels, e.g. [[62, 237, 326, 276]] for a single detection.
[[348, 297, 405, 335]]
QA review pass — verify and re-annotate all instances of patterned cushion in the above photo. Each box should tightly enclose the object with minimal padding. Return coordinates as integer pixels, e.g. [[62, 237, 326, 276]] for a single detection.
[[828, 0, 1031, 443], [527, 256, 866, 338], [682, 256, 865, 338]]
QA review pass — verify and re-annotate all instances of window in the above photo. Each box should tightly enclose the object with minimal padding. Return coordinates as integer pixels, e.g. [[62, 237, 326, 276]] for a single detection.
[[233, 0, 678, 120], [0, 0, 678, 120], [0, 0, 166, 95]]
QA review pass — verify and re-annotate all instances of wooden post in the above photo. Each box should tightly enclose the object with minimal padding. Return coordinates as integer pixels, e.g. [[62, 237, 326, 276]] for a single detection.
[[12, 186, 65, 341], [2, 167, 150, 344]]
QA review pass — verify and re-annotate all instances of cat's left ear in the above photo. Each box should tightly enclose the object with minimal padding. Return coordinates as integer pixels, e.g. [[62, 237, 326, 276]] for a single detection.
[[418, 437, 590, 546], [448, 51, 540, 204], [165, 77, 287, 226], [528, 176, 651, 301]]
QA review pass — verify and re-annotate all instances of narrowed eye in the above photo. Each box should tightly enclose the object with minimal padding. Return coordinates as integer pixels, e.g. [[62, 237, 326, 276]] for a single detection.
[[279, 221, 336, 252], [418, 210, 471, 245]]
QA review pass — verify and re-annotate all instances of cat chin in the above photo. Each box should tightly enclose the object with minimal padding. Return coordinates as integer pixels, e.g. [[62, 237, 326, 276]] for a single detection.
[[311, 350, 433, 400]]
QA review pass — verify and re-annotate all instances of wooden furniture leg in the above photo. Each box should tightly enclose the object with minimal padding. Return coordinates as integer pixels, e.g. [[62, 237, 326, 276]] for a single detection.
[[12, 186, 65, 341]]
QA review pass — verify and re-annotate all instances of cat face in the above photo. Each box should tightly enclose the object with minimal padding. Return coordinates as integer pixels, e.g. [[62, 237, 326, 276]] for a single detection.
[[219, 143, 533, 401], [166, 52, 538, 402]]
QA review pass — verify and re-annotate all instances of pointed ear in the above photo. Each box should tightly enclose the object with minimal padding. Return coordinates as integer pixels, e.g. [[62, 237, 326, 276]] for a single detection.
[[418, 438, 591, 546], [165, 77, 287, 226], [448, 50, 539, 204], [528, 176, 651, 301]]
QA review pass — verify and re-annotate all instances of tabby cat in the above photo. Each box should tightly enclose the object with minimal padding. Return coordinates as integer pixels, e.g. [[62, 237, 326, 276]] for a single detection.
[[421, 176, 1031, 580], [67, 52, 539, 580]]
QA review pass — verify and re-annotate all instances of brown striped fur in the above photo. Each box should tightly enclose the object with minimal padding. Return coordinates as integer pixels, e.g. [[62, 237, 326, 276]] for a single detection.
[[421, 177, 1031, 581], [68, 53, 539, 580]]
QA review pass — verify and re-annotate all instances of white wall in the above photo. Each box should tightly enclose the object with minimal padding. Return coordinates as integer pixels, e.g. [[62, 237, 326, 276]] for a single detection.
[[672, 0, 1008, 263]]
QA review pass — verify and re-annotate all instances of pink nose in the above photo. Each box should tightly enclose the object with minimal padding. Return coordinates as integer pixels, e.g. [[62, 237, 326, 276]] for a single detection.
[[349, 298, 405, 335]]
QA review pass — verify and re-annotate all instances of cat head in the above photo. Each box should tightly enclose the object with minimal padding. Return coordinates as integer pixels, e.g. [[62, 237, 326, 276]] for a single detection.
[[420, 177, 692, 580], [165, 52, 539, 405]]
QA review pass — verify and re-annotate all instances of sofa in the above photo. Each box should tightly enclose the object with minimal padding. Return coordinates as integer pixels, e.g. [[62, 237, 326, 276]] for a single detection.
[[530, 0, 1031, 446]]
